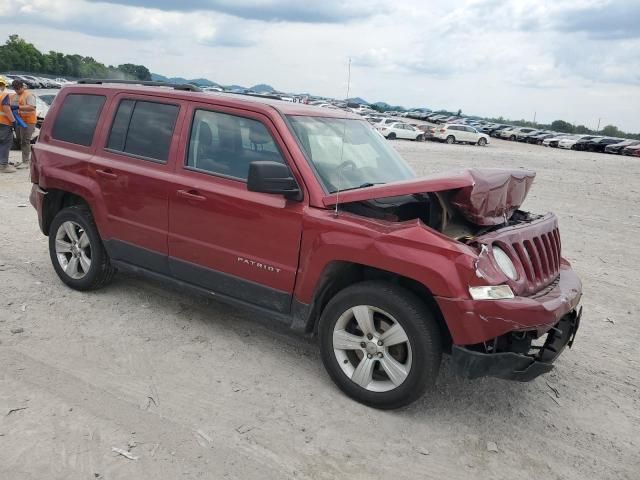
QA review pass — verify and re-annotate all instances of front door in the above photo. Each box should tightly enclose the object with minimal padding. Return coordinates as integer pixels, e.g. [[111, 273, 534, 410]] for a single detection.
[[168, 104, 304, 313]]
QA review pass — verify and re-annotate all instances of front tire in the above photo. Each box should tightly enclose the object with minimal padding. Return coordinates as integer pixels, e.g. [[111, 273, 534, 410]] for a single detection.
[[478, 137, 487, 146], [49, 205, 116, 291], [319, 281, 442, 409]]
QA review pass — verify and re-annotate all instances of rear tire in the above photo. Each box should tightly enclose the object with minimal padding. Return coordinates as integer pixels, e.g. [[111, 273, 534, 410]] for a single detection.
[[446, 135, 455, 144], [319, 281, 442, 409], [509, 135, 516, 141], [387, 133, 396, 140], [48, 205, 116, 291]]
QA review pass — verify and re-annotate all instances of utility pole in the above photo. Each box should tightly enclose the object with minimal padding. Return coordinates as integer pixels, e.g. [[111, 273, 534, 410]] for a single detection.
[[596, 118, 601, 132], [533, 112, 536, 125]]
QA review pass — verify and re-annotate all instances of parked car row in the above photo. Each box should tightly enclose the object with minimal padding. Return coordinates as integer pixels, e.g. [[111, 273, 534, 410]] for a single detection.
[[1, 73, 73, 89], [302, 101, 638, 155], [428, 118, 640, 156]]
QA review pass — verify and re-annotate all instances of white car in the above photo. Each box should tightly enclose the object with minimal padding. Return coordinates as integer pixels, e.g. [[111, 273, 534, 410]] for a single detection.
[[376, 122, 425, 141], [557, 135, 596, 150], [498, 127, 537, 140], [542, 134, 571, 147], [372, 117, 402, 127], [434, 124, 490, 145]]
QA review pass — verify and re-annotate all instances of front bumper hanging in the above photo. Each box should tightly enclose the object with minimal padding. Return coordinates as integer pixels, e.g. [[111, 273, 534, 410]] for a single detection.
[[451, 307, 582, 382]]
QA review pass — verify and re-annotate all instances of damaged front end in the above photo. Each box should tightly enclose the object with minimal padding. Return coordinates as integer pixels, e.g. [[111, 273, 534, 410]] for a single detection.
[[451, 307, 581, 381], [322, 167, 583, 382]]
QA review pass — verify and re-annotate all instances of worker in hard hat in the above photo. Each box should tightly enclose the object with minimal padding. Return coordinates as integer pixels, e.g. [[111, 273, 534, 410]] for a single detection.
[[0, 75, 17, 173]]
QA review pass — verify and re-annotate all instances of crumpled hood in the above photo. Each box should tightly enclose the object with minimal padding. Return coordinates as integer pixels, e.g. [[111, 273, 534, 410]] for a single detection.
[[323, 168, 536, 226]]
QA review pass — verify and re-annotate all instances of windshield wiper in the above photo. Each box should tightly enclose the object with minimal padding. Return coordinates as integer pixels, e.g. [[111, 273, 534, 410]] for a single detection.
[[330, 182, 385, 194]]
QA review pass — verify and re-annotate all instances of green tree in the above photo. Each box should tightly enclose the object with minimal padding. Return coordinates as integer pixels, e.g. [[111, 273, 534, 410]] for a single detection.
[[550, 120, 575, 133], [0, 34, 152, 82], [601, 125, 623, 137], [575, 125, 592, 134], [118, 63, 152, 81]]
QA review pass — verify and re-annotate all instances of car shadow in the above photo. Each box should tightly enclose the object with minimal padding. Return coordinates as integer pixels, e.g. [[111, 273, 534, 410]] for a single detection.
[[103, 272, 540, 418]]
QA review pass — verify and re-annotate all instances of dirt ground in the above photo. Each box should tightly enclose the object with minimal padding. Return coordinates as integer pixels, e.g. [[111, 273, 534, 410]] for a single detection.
[[1, 139, 638, 480]]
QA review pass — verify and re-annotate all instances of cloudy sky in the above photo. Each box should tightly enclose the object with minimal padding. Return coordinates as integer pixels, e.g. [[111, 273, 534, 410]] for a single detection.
[[2, 0, 639, 131]]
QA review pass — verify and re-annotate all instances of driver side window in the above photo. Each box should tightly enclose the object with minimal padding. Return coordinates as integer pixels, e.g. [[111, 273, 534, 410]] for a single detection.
[[186, 109, 285, 181]]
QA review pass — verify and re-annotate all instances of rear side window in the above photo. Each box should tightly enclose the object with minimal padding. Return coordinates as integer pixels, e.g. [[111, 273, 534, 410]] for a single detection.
[[52, 94, 106, 146], [107, 99, 179, 162]]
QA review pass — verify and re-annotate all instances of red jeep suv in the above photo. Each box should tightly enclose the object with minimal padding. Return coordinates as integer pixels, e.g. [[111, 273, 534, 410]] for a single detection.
[[29, 80, 582, 409]]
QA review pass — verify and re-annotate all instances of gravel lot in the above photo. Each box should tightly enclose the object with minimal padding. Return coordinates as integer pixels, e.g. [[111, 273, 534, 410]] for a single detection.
[[1, 139, 638, 480]]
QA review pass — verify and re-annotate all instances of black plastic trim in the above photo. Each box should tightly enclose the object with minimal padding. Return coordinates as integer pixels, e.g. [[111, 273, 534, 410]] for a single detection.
[[104, 239, 169, 275], [103, 239, 291, 314], [112, 260, 295, 328], [169, 257, 290, 314]]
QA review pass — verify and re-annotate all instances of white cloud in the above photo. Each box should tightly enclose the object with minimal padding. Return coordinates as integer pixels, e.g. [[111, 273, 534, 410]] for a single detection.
[[1, 0, 639, 131]]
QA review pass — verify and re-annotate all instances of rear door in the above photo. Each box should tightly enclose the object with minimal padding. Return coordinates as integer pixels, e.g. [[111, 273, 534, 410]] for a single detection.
[[90, 94, 184, 273], [167, 103, 304, 313]]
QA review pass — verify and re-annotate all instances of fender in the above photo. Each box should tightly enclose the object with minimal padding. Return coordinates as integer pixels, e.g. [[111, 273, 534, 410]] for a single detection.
[[39, 168, 111, 239], [294, 207, 478, 304]]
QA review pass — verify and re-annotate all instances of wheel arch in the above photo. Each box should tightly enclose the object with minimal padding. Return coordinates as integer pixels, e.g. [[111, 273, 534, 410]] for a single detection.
[[300, 261, 452, 349], [41, 189, 92, 236]]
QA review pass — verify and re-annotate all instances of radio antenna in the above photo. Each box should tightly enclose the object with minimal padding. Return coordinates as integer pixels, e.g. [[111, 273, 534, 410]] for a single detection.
[[334, 57, 352, 217]]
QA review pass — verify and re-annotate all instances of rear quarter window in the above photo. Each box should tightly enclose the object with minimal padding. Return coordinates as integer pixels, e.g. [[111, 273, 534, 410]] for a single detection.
[[51, 94, 106, 146]]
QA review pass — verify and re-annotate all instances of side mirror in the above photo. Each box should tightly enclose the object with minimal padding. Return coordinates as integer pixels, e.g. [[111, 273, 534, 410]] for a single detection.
[[247, 161, 302, 201]]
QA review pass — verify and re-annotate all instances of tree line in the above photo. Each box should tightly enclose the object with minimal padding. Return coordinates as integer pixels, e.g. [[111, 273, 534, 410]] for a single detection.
[[0, 34, 151, 81]]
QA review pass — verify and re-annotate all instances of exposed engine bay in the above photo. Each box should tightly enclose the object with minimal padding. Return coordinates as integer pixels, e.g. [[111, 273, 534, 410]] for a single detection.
[[335, 167, 539, 242], [341, 192, 543, 243]]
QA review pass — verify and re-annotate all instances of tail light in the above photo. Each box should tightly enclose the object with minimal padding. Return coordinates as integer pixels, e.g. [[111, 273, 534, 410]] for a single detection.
[[439, 128, 446, 133]]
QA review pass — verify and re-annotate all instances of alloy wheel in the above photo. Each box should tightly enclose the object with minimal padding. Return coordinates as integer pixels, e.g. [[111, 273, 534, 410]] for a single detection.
[[55, 221, 92, 279], [332, 305, 412, 392]]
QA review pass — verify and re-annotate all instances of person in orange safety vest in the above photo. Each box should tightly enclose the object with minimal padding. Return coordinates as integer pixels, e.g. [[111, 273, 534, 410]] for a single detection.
[[0, 75, 17, 173], [11, 79, 37, 169]]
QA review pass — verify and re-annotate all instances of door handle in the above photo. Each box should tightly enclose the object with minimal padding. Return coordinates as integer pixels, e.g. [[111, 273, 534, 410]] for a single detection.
[[177, 189, 207, 202], [96, 168, 118, 179]]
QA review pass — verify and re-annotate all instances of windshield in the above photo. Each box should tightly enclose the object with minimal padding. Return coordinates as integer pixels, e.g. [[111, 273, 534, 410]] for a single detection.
[[288, 116, 415, 193]]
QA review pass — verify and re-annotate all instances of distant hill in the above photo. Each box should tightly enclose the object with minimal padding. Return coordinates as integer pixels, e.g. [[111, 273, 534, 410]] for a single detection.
[[151, 73, 219, 87], [346, 97, 369, 105], [373, 101, 406, 111], [224, 84, 248, 92], [250, 84, 275, 93]]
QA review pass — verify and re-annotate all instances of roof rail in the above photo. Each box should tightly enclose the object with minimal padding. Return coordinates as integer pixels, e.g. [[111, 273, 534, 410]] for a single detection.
[[77, 79, 202, 92], [228, 91, 283, 101]]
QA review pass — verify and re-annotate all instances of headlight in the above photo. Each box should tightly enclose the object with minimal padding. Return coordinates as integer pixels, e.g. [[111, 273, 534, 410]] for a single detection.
[[469, 285, 515, 300], [492, 246, 518, 281]]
